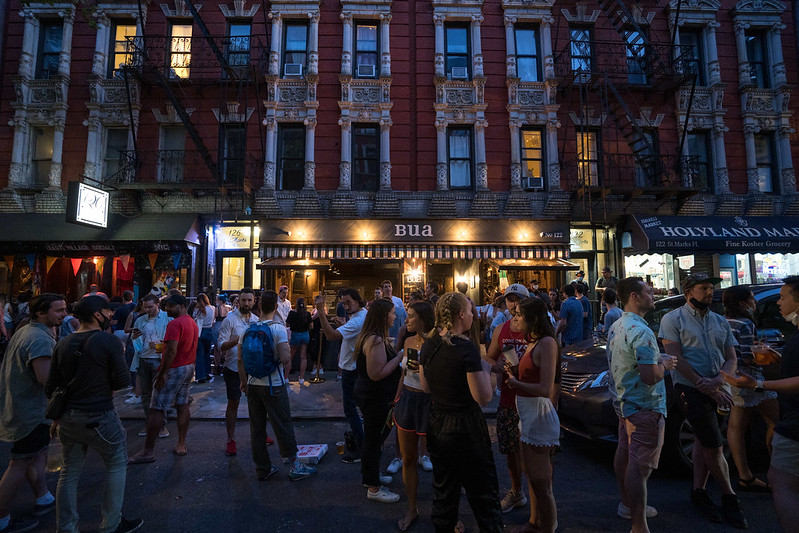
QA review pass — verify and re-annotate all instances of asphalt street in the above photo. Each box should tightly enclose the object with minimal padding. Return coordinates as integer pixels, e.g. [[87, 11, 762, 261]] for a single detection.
[[0, 417, 781, 533]]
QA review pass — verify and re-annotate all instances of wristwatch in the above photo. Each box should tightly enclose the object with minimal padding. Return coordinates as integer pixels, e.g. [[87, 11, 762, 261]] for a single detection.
[[753, 380, 765, 393]]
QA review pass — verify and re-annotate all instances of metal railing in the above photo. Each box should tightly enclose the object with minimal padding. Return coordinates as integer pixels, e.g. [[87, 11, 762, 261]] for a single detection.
[[108, 150, 262, 187], [560, 154, 701, 191]]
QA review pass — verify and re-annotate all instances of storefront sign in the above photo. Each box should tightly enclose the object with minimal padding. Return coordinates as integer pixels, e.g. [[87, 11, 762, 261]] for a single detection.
[[627, 215, 799, 254], [66, 182, 109, 228], [570, 228, 607, 251], [216, 226, 255, 249], [677, 255, 695, 269]]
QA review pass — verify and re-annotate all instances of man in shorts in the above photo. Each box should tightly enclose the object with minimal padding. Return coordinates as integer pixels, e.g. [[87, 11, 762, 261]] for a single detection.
[[0, 293, 67, 533], [659, 273, 747, 528], [129, 293, 198, 463], [217, 288, 259, 456], [608, 278, 677, 532], [486, 284, 530, 515]]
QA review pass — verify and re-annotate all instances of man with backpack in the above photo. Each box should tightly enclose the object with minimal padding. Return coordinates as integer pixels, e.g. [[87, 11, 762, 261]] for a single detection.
[[239, 290, 317, 481]]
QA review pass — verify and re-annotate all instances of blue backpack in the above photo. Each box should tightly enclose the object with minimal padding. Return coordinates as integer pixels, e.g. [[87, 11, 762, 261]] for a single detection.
[[240, 320, 282, 384]]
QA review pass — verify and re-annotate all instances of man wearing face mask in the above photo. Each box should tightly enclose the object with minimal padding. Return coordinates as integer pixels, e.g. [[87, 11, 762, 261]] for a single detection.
[[658, 273, 747, 529]]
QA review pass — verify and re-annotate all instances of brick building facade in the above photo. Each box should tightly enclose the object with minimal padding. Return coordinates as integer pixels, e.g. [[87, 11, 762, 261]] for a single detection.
[[0, 0, 797, 302]]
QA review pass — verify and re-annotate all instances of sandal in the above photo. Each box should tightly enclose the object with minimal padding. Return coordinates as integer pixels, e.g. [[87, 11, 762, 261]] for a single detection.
[[398, 513, 418, 532], [738, 475, 771, 493], [453, 521, 465, 533]]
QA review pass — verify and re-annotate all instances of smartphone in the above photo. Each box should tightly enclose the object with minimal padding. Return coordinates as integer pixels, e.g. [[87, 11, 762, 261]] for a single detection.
[[406, 348, 419, 362]]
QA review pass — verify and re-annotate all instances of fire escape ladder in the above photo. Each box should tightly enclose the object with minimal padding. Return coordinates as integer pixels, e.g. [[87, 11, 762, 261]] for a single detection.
[[185, 2, 239, 82], [602, 75, 655, 175], [595, 0, 665, 76]]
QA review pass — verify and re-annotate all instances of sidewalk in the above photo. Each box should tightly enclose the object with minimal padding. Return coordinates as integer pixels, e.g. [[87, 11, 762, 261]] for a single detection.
[[115, 372, 500, 421]]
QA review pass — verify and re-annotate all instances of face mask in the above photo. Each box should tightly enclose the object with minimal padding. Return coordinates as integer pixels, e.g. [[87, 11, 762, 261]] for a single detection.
[[785, 303, 799, 326], [689, 297, 709, 311], [97, 312, 111, 330]]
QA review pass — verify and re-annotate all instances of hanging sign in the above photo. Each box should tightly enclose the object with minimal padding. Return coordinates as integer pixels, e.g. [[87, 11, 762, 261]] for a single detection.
[[66, 182, 109, 228]]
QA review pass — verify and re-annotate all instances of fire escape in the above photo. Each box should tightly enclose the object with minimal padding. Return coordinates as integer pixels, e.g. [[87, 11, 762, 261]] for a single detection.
[[554, 0, 699, 219], [107, 3, 267, 213]]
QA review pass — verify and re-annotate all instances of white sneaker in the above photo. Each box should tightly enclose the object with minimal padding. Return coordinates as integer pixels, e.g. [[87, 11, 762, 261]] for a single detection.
[[367, 486, 400, 503], [298, 378, 305, 385], [386, 457, 403, 474], [418, 455, 433, 472], [124, 396, 142, 405], [617, 502, 658, 519]]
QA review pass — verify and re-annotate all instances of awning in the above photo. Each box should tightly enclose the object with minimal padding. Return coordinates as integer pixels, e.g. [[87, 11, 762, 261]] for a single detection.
[[258, 257, 330, 269], [0, 214, 202, 254], [625, 215, 799, 255], [261, 243, 571, 262], [487, 258, 581, 270]]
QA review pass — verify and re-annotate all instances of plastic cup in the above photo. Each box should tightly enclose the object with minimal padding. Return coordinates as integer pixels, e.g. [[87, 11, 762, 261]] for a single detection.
[[155, 342, 164, 354], [336, 441, 346, 454], [752, 344, 775, 365]]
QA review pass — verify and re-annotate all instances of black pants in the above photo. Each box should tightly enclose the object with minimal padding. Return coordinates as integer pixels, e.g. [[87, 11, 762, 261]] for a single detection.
[[427, 405, 503, 533], [356, 392, 393, 487]]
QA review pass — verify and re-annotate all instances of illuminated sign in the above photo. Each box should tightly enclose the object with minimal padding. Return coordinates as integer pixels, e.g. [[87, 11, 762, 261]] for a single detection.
[[66, 182, 109, 228]]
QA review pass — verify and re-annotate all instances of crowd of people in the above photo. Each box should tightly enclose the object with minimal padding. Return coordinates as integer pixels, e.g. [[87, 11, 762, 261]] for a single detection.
[[0, 270, 797, 533]]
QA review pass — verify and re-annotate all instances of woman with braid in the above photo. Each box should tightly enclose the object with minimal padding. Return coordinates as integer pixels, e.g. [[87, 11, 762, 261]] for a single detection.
[[419, 292, 502, 533]]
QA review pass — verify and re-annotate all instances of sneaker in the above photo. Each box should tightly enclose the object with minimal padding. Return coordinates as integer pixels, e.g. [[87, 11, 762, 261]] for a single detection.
[[32, 499, 55, 516], [208, 376, 215, 384], [257, 466, 279, 481], [367, 485, 400, 503], [225, 439, 237, 456], [380, 474, 393, 485], [418, 455, 433, 472], [341, 451, 361, 464], [386, 457, 403, 474], [298, 378, 305, 385], [691, 488, 723, 523], [721, 494, 748, 529], [500, 489, 528, 513], [289, 460, 318, 481], [617, 502, 657, 519], [0, 517, 39, 532], [158, 427, 170, 438], [336, 375, 342, 382], [266, 436, 274, 446], [112, 517, 144, 533], [124, 396, 142, 405], [137, 428, 147, 437], [317, 370, 325, 376]]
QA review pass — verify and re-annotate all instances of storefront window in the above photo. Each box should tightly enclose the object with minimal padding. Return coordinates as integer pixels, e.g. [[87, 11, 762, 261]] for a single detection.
[[624, 253, 675, 291], [754, 253, 799, 283], [736, 254, 752, 285]]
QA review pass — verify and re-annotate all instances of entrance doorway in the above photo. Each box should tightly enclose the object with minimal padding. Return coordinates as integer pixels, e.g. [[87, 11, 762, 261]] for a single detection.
[[216, 250, 251, 292]]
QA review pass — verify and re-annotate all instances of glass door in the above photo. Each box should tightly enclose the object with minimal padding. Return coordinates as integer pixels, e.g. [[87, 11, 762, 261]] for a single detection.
[[216, 251, 251, 292]]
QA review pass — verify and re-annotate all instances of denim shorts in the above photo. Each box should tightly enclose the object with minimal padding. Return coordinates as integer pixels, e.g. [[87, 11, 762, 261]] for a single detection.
[[150, 364, 194, 411], [290, 331, 310, 346]]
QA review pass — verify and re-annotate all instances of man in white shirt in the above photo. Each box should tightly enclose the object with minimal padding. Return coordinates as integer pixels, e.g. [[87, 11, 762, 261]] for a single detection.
[[238, 290, 317, 482], [316, 288, 367, 463], [275, 285, 291, 326], [381, 280, 406, 341], [217, 288, 259, 456]]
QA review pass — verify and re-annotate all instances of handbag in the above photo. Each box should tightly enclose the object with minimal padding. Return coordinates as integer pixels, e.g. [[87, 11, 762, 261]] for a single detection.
[[46, 331, 99, 420]]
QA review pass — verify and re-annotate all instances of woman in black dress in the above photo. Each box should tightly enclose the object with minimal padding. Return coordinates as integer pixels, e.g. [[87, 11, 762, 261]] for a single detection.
[[354, 298, 402, 503], [419, 292, 502, 533]]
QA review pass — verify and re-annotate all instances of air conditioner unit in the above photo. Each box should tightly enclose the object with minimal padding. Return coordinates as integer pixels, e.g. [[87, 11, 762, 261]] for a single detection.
[[521, 176, 544, 190], [357, 64, 376, 77], [283, 63, 303, 76], [450, 66, 468, 79]]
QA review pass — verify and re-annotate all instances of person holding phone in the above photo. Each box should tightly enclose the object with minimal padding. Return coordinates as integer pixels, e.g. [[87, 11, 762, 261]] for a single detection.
[[393, 301, 435, 531]]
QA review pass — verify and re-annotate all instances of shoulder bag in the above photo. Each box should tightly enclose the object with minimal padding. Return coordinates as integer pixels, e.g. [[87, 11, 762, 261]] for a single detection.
[[46, 331, 99, 420]]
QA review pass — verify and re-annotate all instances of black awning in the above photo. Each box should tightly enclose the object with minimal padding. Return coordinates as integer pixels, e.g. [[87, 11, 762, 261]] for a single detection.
[[0, 214, 202, 255], [625, 215, 799, 254]]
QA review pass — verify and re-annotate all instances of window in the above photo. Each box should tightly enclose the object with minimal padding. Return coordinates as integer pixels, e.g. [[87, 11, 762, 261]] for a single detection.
[[352, 124, 379, 191], [220, 125, 246, 184], [445, 24, 470, 80], [354, 22, 379, 78], [108, 22, 137, 78], [36, 21, 63, 79], [515, 26, 540, 82], [159, 126, 186, 182], [447, 127, 473, 188], [277, 125, 305, 190], [570, 27, 592, 74], [32, 127, 54, 186], [754, 133, 777, 193], [520, 129, 544, 189], [283, 22, 308, 78], [169, 23, 192, 79], [634, 131, 659, 187], [576, 130, 600, 186], [104, 128, 129, 179], [680, 29, 706, 85], [687, 131, 713, 191], [226, 22, 251, 76], [745, 31, 770, 88], [623, 27, 649, 84]]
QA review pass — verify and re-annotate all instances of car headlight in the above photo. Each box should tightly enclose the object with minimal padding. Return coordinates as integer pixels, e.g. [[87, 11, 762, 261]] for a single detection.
[[577, 370, 609, 391]]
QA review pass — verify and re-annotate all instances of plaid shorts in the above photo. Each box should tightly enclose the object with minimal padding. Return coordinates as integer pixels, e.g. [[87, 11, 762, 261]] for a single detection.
[[150, 364, 194, 411], [496, 406, 521, 455]]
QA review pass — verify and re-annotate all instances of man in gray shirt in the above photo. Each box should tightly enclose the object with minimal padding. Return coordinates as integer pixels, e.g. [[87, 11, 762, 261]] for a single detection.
[[0, 293, 67, 533], [659, 273, 746, 529]]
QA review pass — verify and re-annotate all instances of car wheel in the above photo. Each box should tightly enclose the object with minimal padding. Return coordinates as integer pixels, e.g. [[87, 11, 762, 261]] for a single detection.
[[664, 409, 694, 472]]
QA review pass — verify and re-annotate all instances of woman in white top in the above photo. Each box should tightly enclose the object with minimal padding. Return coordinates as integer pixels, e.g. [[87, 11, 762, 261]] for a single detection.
[[193, 293, 216, 382], [393, 301, 436, 532]]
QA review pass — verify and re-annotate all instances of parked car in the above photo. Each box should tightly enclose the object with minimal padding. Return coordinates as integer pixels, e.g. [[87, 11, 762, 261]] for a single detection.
[[557, 283, 790, 471]]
